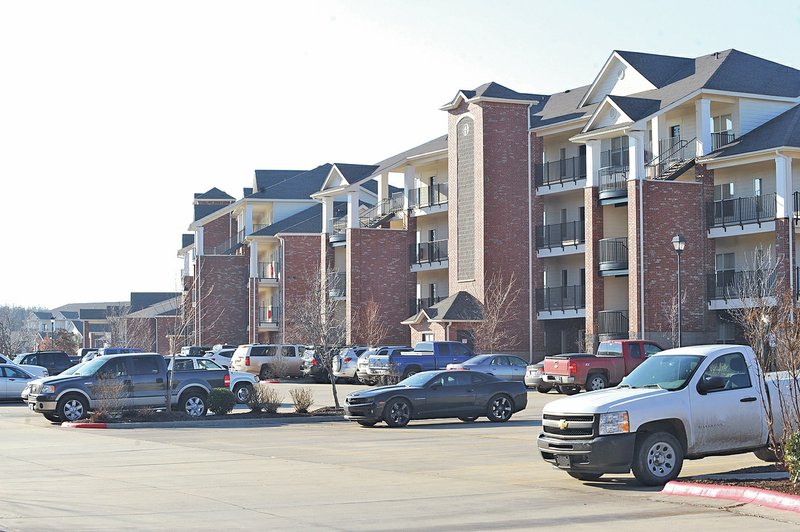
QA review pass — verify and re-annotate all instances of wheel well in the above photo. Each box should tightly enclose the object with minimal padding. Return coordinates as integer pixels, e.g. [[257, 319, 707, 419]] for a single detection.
[[387, 395, 414, 415], [636, 419, 687, 454], [56, 389, 91, 406], [404, 365, 421, 373], [587, 371, 609, 380], [179, 386, 209, 400]]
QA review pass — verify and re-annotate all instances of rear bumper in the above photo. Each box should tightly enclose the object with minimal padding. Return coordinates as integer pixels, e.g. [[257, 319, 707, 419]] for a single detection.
[[542, 375, 576, 384], [537, 432, 636, 474]]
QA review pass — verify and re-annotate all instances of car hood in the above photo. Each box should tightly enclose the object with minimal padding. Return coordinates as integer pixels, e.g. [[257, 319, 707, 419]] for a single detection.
[[37, 374, 85, 387], [543, 387, 672, 415], [347, 384, 411, 399]]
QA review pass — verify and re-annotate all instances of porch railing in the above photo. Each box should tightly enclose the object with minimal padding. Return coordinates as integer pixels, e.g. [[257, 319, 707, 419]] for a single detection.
[[646, 137, 696, 180], [598, 237, 628, 272], [535, 285, 586, 312], [711, 131, 736, 151], [409, 183, 448, 209], [411, 240, 448, 265], [208, 235, 240, 255], [535, 221, 585, 250], [258, 261, 280, 280], [706, 270, 777, 301], [707, 193, 776, 228], [359, 192, 405, 227], [597, 310, 628, 338], [598, 166, 629, 198], [535, 155, 587, 188], [257, 305, 281, 325]]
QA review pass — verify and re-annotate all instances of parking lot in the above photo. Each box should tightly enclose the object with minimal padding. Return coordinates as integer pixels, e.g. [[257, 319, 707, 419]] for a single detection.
[[2, 383, 799, 530]]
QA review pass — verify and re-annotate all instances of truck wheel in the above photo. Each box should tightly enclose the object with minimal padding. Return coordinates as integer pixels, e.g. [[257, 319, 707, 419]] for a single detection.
[[754, 446, 779, 462], [568, 472, 603, 481], [632, 431, 684, 486], [458, 416, 478, 423], [351, 372, 362, 385], [401, 367, 421, 380], [383, 398, 412, 427], [180, 390, 208, 417], [536, 385, 552, 393], [43, 413, 61, 423], [560, 386, 580, 395], [259, 365, 275, 380], [57, 394, 88, 421], [233, 383, 253, 404], [586, 374, 608, 391], [487, 394, 514, 422]]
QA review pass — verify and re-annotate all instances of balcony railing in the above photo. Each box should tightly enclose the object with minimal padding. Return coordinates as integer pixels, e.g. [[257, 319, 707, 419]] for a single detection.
[[536, 285, 585, 312], [646, 137, 696, 180], [597, 310, 628, 339], [258, 305, 281, 326], [711, 131, 736, 151], [258, 261, 280, 280], [598, 237, 628, 272], [208, 235, 240, 255], [360, 192, 405, 228], [329, 215, 347, 241], [706, 270, 777, 301], [411, 240, 448, 265], [412, 295, 446, 314], [598, 165, 629, 200], [793, 192, 800, 223], [327, 272, 346, 298], [707, 193, 776, 228], [409, 183, 448, 209], [535, 221, 585, 250], [535, 155, 587, 188]]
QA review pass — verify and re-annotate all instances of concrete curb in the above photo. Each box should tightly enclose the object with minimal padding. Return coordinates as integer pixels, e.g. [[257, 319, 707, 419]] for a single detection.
[[61, 415, 347, 429], [663, 481, 800, 514]]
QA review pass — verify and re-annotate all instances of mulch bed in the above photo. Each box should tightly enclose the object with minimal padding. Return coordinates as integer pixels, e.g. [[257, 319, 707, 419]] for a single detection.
[[92, 406, 345, 424], [687, 465, 800, 497]]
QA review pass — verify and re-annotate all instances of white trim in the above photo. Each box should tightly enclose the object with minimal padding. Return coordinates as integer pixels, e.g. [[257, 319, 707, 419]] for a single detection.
[[537, 309, 586, 321], [441, 93, 540, 111], [578, 51, 657, 109], [582, 96, 635, 133], [570, 124, 631, 143], [530, 117, 589, 136], [699, 147, 800, 168]]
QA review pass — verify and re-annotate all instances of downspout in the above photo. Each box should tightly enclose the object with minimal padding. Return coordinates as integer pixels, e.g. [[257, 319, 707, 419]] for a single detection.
[[445, 321, 451, 342], [527, 102, 534, 362], [278, 235, 286, 342], [778, 150, 794, 314], [639, 176, 645, 340]]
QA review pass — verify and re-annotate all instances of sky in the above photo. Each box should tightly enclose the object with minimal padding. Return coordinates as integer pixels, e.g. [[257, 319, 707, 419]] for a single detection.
[[1, 0, 798, 309]]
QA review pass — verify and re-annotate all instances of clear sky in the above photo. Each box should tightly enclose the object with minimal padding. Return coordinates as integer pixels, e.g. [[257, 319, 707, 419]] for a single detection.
[[1, 0, 798, 309]]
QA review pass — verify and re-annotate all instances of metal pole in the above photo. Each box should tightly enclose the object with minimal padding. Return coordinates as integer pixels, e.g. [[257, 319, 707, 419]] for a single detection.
[[677, 253, 682, 347]]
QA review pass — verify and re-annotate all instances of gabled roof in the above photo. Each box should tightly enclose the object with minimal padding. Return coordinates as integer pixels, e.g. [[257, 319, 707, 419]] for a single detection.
[[58, 311, 79, 320], [251, 204, 323, 236], [700, 104, 800, 160], [333, 163, 380, 185], [248, 164, 331, 200], [194, 203, 228, 222], [79, 308, 108, 320], [360, 180, 402, 196], [253, 169, 307, 192], [129, 292, 181, 313], [181, 233, 194, 248], [194, 187, 234, 201], [607, 95, 661, 122], [127, 296, 180, 319], [615, 50, 695, 88], [529, 85, 596, 130], [32, 311, 53, 320], [402, 291, 484, 324], [704, 49, 800, 98], [53, 301, 128, 313], [442, 82, 546, 111]]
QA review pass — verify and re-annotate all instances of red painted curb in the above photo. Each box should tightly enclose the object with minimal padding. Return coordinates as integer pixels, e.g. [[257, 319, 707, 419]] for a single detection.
[[61, 422, 108, 429], [664, 481, 800, 514], [264, 379, 281, 384]]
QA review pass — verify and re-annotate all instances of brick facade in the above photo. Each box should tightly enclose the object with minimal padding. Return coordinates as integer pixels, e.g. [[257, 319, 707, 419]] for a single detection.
[[202, 212, 235, 253], [281, 235, 323, 344], [196, 255, 249, 346], [583, 186, 604, 352]]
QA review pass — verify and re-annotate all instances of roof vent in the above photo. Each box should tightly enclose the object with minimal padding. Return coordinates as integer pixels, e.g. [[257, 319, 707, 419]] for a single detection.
[[714, 51, 720, 59]]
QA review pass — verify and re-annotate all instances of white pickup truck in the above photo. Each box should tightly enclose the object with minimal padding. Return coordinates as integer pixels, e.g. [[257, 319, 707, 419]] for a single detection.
[[538, 344, 795, 485]]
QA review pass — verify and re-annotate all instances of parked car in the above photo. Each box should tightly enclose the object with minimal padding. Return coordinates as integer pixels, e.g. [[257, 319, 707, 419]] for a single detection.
[[344, 369, 528, 427], [369, 342, 471, 381], [180, 345, 211, 357], [356, 348, 379, 385], [13, 351, 76, 376], [76, 348, 98, 359], [302, 350, 334, 384], [332, 347, 369, 383], [446, 354, 529, 381], [524, 362, 551, 392], [0, 364, 37, 401], [27, 352, 228, 421], [0, 353, 49, 378], [229, 344, 306, 379], [541, 340, 663, 394], [538, 344, 795, 485], [21, 362, 86, 401], [168, 356, 257, 404], [204, 347, 236, 368], [365, 346, 414, 383]]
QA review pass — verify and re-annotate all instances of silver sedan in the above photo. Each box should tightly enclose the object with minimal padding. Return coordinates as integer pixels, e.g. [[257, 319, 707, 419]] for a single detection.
[[446, 354, 529, 381], [0, 364, 36, 400]]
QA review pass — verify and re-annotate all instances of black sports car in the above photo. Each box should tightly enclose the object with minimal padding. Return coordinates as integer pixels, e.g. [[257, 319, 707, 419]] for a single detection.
[[343, 369, 528, 427]]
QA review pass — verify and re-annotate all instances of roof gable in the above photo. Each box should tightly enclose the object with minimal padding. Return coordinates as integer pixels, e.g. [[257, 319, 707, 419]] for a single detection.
[[581, 52, 661, 107], [442, 81, 545, 110], [704, 49, 800, 98], [248, 164, 331, 200], [194, 187, 234, 201]]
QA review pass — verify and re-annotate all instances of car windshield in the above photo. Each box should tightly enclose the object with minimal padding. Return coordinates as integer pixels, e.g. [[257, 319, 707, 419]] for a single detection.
[[397, 372, 436, 387], [59, 362, 85, 376], [620, 355, 703, 391], [13, 355, 25, 364], [70, 357, 111, 376]]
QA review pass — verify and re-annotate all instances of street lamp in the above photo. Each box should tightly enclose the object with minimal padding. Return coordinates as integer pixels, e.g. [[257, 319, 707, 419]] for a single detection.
[[50, 316, 55, 333], [672, 234, 686, 347]]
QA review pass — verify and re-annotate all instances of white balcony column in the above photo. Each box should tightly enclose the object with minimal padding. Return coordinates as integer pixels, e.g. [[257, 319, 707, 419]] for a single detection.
[[321, 196, 333, 233], [249, 240, 259, 277], [695, 98, 712, 156], [244, 203, 253, 236], [650, 115, 667, 160], [403, 165, 416, 210], [585, 140, 601, 187], [346, 189, 360, 229], [195, 227, 204, 256], [627, 130, 647, 180], [378, 172, 389, 215], [775, 155, 793, 218]]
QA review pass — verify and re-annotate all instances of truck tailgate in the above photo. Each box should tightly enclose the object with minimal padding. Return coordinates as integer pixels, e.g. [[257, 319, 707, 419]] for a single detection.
[[543, 354, 596, 376]]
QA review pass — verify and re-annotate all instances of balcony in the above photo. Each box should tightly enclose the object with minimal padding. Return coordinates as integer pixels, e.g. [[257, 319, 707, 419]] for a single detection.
[[329, 215, 347, 243], [409, 183, 448, 210], [711, 131, 736, 152], [707, 193, 776, 230], [597, 166, 629, 202], [327, 272, 346, 299], [795, 192, 800, 223], [535, 155, 586, 189], [360, 192, 405, 228], [258, 261, 280, 285], [598, 237, 628, 275], [257, 305, 281, 328], [597, 310, 628, 340], [410, 240, 448, 271], [707, 270, 776, 304], [536, 285, 585, 318], [535, 221, 585, 255]]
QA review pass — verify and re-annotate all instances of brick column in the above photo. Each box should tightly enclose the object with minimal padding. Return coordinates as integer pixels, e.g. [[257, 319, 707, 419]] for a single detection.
[[775, 218, 793, 297], [583, 186, 604, 352], [628, 179, 642, 338], [530, 133, 546, 359]]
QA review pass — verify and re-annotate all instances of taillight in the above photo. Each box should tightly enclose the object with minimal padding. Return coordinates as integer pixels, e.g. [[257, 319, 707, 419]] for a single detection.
[[245, 356, 250, 366], [311, 358, 318, 366], [568, 361, 578, 375], [344, 357, 352, 363], [224, 374, 231, 388]]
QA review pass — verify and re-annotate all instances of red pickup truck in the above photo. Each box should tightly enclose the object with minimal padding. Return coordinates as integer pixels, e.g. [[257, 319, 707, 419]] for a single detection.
[[540, 339, 663, 394]]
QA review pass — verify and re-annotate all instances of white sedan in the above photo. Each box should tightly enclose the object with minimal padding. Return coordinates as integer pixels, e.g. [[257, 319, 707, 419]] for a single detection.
[[0, 353, 49, 378]]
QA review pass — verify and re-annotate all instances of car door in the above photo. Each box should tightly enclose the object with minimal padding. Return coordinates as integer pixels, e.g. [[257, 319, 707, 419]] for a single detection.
[[424, 372, 476, 417], [507, 356, 528, 382], [3, 366, 33, 398], [281, 346, 301, 377], [127, 356, 165, 407], [688, 351, 764, 454], [91, 358, 133, 408], [0, 367, 9, 398], [489, 356, 511, 380]]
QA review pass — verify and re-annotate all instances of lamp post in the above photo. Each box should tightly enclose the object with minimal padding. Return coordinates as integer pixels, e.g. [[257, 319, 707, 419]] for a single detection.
[[672, 234, 686, 347]]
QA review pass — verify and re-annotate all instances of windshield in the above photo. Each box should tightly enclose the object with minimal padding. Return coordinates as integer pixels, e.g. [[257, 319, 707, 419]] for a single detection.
[[58, 362, 86, 376], [621, 355, 703, 391], [397, 372, 436, 387], [13, 355, 25, 364], [70, 356, 111, 376]]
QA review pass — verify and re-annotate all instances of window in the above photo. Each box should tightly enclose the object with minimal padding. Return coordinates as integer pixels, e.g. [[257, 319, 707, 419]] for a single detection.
[[669, 125, 681, 141], [197, 359, 222, 370], [430, 283, 437, 300], [422, 333, 434, 342], [130, 356, 160, 376], [437, 344, 451, 357], [431, 372, 470, 387], [715, 253, 735, 294], [471, 372, 489, 384], [100, 358, 128, 378], [701, 352, 751, 391], [712, 114, 733, 134], [491, 356, 509, 366], [629, 343, 641, 359], [452, 340, 472, 356], [280, 346, 296, 357], [610, 136, 629, 168], [4, 366, 29, 379], [754, 178, 762, 197], [644, 344, 662, 357], [509, 356, 528, 367], [174, 359, 193, 371], [714, 183, 734, 201], [559, 148, 567, 177]]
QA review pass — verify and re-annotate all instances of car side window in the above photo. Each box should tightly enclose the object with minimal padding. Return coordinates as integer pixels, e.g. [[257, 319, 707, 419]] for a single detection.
[[26, 354, 37, 365], [0, 367, 6, 377], [6, 367, 28, 379], [174, 359, 193, 371], [471, 372, 489, 384], [197, 359, 222, 370], [130, 357, 160, 376], [250, 346, 267, 357], [438, 344, 451, 357], [491, 356, 508, 366], [99, 359, 128, 379], [510, 356, 528, 367], [629, 344, 641, 359], [701, 352, 751, 391], [282, 346, 296, 357]]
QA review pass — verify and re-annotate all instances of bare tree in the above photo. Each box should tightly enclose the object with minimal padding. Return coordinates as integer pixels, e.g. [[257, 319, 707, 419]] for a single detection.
[[286, 267, 347, 408], [354, 297, 388, 347], [660, 288, 687, 349], [0, 309, 37, 356], [472, 272, 520, 354]]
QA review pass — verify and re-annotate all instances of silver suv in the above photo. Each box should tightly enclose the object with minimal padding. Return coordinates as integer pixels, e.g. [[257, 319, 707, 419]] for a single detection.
[[332, 347, 368, 384], [229, 344, 306, 379]]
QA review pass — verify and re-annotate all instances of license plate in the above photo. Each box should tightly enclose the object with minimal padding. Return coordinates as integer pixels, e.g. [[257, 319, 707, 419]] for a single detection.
[[555, 455, 571, 468], [28, 403, 34, 411]]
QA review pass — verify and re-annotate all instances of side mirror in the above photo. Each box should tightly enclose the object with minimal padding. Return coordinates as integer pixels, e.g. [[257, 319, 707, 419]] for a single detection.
[[697, 375, 725, 395]]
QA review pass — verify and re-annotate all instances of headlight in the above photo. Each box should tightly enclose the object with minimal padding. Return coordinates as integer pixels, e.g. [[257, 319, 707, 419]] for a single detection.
[[40, 385, 56, 394], [598, 411, 629, 435]]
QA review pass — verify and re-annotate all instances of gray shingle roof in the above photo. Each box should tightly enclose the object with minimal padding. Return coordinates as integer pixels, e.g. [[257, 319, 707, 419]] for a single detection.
[[365, 135, 448, 180], [248, 164, 331, 200], [194, 187, 234, 200], [194, 203, 227, 221], [333, 163, 379, 185], [704, 49, 800, 98], [447, 82, 546, 108], [404, 291, 484, 323], [251, 204, 323, 236], [181, 233, 194, 248], [529, 85, 596, 129], [607, 95, 661, 122], [79, 308, 108, 320], [53, 301, 128, 313], [702, 104, 800, 159], [33, 311, 53, 320], [129, 292, 181, 313], [360, 180, 402, 196], [616, 50, 695, 88], [253, 169, 307, 193]]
